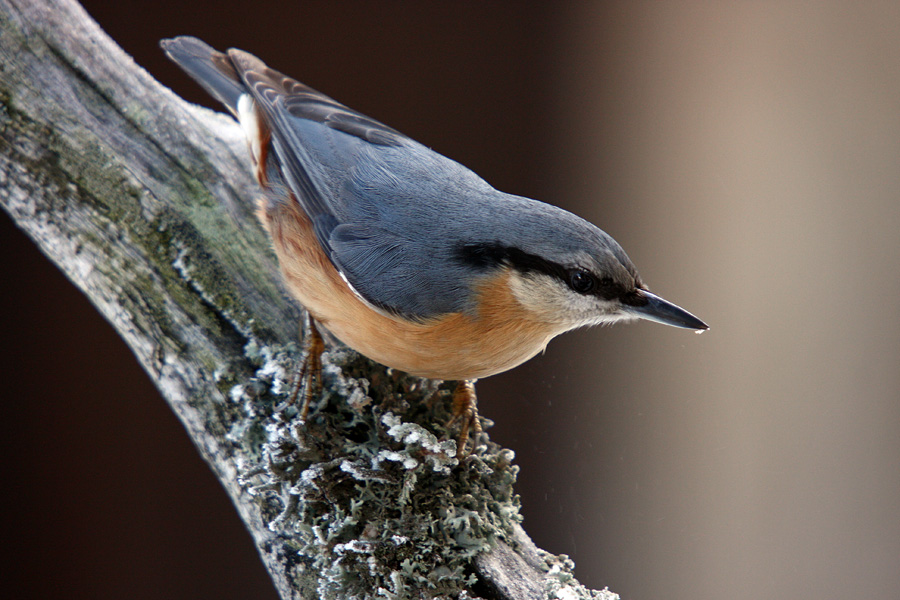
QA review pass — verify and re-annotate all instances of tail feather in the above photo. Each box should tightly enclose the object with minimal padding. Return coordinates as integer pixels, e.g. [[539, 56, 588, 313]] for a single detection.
[[160, 36, 245, 116]]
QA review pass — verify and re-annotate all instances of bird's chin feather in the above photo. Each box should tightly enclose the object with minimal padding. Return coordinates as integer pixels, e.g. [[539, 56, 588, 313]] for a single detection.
[[576, 310, 639, 330]]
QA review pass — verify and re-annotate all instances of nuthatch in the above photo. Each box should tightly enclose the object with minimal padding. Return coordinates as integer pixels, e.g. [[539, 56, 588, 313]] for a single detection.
[[162, 37, 708, 456]]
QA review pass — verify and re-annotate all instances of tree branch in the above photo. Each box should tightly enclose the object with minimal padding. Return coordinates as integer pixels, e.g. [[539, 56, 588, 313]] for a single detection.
[[0, 1, 618, 598]]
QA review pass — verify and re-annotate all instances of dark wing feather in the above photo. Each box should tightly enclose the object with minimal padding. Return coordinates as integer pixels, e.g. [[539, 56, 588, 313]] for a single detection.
[[224, 49, 410, 254]]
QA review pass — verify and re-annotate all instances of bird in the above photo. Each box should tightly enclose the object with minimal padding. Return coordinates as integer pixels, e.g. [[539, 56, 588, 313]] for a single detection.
[[161, 36, 708, 457]]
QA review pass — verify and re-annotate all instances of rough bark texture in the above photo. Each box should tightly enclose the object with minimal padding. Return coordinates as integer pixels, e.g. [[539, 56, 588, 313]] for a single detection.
[[0, 1, 618, 599]]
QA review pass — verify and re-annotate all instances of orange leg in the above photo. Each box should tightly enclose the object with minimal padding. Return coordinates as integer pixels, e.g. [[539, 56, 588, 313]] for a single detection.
[[289, 317, 325, 420], [449, 380, 482, 458]]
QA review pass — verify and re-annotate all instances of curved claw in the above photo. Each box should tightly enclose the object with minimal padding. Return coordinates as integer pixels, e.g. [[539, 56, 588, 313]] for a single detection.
[[449, 380, 482, 459], [289, 318, 325, 419]]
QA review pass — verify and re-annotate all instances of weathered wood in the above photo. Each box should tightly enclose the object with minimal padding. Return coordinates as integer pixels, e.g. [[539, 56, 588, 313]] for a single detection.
[[0, 1, 618, 598]]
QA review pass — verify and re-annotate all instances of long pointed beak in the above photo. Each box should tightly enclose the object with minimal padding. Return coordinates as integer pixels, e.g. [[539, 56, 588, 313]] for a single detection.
[[627, 290, 709, 331]]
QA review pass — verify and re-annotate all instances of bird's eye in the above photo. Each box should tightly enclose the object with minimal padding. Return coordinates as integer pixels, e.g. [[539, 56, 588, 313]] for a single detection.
[[568, 269, 596, 294]]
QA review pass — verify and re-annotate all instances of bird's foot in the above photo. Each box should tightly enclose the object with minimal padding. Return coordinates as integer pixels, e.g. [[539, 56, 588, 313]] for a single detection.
[[288, 317, 325, 420], [449, 380, 482, 459]]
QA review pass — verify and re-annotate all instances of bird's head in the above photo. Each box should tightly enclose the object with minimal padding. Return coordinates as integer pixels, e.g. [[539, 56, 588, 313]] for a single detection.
[[457, 205, 708, 334]]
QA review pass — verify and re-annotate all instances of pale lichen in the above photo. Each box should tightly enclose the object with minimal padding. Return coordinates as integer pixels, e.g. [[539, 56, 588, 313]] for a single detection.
[[229, 341, 526, 599]]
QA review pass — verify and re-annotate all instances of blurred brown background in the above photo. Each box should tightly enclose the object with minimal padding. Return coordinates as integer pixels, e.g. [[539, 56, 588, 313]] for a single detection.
[[4, 2, 900, 599]]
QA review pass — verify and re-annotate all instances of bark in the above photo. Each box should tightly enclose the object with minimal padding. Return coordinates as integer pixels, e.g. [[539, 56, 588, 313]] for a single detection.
[[0, 1, 618, 598]]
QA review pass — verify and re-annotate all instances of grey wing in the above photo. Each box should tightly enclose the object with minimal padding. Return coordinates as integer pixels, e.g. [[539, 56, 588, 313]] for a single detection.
[[225, 49, 493, 320], [226, 49, 408, 244], [324, 148, 508, 320]]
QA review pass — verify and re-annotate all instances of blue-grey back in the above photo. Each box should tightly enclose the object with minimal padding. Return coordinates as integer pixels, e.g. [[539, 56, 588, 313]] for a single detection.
[[283, 119, 630, 319]]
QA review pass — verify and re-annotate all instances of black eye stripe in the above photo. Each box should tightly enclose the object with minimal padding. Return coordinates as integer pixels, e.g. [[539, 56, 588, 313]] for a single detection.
[[456, 243, 627, 300], [598, 277, 627, 300], [456, 243, 568, 282]]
